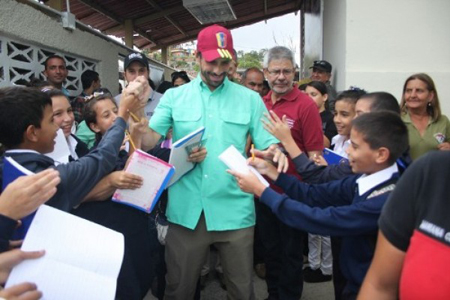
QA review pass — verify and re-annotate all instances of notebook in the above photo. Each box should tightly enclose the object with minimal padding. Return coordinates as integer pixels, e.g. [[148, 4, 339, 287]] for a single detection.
[[2, 156, 35, 239], [113, 149, 174, 213], [167, 126, 205, 186], [323, 148, 349, 165], [6, 205, 124, 300]]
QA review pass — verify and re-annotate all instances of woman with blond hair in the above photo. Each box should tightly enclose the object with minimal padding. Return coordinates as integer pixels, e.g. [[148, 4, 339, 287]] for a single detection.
[[400, 73, 450, 160]]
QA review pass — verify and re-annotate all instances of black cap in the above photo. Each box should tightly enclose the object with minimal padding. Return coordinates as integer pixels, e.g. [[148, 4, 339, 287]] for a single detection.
[[124, 52, 149, 70], [309, 60, 332, 73]]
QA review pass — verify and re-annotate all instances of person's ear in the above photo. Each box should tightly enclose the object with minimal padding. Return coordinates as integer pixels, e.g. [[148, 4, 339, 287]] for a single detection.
[[323, 93, 329, 102], [25, 125, 39, 143], [89, 122, 101, 134], [42, 69, 48, 78], [375, 147, 390, 164]]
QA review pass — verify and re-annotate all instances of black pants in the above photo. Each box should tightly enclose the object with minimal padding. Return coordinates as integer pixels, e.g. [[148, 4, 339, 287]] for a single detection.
[[72, 201, 159, 300], [257, 201, 304, 300], [331, 237, 347, 300]]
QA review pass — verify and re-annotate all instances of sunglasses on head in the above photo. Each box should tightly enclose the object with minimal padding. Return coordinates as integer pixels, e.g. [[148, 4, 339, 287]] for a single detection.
[[314, 60, 328, 66], [171, 71, 188, 79], [84, 88, 113, 103]]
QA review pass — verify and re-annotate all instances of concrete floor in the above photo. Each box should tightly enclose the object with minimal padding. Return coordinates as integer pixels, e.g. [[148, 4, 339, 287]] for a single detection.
[[144, 269, 334, 300]]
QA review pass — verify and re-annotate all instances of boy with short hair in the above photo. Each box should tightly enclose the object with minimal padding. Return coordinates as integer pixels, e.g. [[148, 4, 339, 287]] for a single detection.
[[230, 111, 409, 299], [0, 86, 142, 213]]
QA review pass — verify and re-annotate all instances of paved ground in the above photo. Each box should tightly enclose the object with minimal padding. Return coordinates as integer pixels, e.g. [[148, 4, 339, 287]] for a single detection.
[[144, 268, 334, 300]]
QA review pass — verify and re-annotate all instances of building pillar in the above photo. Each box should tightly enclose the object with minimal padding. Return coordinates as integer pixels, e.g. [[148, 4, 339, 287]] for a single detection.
[[161, 46, 168, 65], [124, 19, 134, 48]]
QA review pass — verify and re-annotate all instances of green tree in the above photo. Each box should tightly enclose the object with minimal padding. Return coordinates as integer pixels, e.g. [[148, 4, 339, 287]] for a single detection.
[[238, 51, 262, 69]]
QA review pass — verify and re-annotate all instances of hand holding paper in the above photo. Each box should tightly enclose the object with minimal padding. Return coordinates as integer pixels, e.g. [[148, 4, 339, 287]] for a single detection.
[[227, 169, 267, 197], [251, 144, 289, 173]]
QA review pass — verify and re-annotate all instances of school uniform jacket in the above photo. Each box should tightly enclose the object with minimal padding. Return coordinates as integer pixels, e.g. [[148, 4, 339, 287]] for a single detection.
[[259, 169, 399, 295]]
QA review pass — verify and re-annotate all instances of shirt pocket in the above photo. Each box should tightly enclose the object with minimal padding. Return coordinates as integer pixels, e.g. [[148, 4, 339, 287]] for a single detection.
[[173, 109, 202, 138], [220, 111, 250, 149]]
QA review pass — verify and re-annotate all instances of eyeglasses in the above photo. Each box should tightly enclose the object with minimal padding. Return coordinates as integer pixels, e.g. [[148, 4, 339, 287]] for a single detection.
[[171, 71, 188, 79], [266, 69, 294, 77]]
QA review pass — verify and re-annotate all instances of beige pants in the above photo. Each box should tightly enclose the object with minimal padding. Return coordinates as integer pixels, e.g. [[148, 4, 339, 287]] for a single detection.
[[164, 214, 255, 300]]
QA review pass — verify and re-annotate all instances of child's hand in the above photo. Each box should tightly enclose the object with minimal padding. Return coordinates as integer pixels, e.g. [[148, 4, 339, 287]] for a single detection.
[[247, 157, 279, 181], [227, 170, 267, 197], [262, 111, 294, 145], [129, 117, 149, 138], [118, 94, 143, 120], [0, 169, 60, 220], [252, 144, 289, 173], [124, 76, 151, 106], [0, 282, 42, 300], [109, 171, 143, 190], [0, 249, 45, 284], [312, 154, 328, 166], [188, 147, 207, 163]]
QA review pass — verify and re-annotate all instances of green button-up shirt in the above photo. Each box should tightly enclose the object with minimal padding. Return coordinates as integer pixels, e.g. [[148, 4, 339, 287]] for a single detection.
[[150, 76, 278, 230], [402, 112, 450, 160]]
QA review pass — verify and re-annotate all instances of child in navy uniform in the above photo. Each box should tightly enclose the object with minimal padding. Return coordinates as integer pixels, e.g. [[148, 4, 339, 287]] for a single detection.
[[230, 112, 409, 300], [0, 86, 143, 234], [71, 91, 159, 300]]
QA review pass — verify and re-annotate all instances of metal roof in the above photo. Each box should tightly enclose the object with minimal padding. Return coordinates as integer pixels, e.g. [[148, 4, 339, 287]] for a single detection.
[[58, 0, 303, 50]]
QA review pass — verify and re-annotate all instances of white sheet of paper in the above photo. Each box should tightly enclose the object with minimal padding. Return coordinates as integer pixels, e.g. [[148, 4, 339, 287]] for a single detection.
[[6, 205, 124, 300], [45, 128, 71, 165], [219, 145, 269, 187]]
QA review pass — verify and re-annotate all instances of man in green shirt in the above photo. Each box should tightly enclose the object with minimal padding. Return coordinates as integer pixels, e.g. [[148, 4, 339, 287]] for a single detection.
[[142, 25, 281, 300]]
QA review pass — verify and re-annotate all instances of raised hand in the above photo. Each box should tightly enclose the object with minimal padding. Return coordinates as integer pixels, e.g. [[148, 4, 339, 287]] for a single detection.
[[262, 110, 294, 145]]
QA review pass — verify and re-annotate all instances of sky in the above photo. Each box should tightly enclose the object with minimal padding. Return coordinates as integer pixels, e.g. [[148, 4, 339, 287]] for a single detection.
[[231, 12, 301, 63]]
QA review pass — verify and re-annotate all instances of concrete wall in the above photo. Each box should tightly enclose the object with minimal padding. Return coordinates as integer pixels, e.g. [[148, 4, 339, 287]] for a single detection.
[[323, 0, 450, 115], [323, 0, 346, 90], [0, 0, 174, 95]]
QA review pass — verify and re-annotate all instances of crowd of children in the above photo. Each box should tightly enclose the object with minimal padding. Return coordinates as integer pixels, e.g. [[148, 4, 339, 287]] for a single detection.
[[0, 31, 450, 300]]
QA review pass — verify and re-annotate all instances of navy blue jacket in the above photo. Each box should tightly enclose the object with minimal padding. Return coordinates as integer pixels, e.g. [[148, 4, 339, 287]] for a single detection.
[[0, 118, 126, 212], [260, 172, 399, 294], [293, 152, 411, 184]]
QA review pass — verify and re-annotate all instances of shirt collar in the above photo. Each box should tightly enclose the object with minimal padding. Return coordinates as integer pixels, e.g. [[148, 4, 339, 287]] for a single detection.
[[356, 163, 399, 196], [402, 111, 434, 125], [5, 149, 40, 155], [263, 84, 300, 104]]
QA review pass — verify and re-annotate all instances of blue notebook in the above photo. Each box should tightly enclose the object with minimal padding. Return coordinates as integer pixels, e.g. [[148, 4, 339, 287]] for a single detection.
[[2, 157, 36, 240], [323, 148, 349, 165]]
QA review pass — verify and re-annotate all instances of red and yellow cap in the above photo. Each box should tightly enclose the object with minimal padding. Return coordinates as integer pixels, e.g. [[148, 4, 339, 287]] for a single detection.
[[197, 24, 234, 62]]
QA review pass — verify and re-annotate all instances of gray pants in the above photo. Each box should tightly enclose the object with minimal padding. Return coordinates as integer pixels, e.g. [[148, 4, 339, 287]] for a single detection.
[[164, 214, 255, 300]]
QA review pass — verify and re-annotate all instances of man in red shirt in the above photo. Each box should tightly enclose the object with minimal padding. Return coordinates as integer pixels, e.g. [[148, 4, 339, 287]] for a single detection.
[[260, 46, 323, 300]]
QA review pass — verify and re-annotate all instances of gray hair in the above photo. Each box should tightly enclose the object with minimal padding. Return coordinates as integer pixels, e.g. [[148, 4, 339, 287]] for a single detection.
[[263, 46, 296, 68], [240, 67, 264, 83]]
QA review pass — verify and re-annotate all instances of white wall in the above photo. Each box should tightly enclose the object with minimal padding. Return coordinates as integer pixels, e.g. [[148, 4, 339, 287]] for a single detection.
[[323, 0, 346, 90], [323, 0, 450, 115]]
